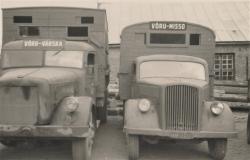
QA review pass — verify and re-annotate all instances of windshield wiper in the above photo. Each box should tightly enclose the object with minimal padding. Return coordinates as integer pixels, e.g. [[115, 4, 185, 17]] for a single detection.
[[52, 49, 63, 56]]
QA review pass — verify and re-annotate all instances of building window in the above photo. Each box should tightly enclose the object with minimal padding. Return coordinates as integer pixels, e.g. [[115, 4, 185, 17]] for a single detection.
[[81, 17, 94, 24], [214, 53, 235, 80], [19, 26, 39, 36], [67, 27, 88, 37], [14, 16, 32, 23], [190, 34, 200, 45], [150, 33, 186, 44]]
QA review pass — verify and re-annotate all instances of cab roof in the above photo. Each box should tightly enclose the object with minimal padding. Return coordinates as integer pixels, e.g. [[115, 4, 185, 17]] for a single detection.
[[2, 7, 106, 13]]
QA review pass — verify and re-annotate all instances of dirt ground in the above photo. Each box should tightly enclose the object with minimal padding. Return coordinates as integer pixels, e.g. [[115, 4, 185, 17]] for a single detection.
[[0, 111, 249, 160]]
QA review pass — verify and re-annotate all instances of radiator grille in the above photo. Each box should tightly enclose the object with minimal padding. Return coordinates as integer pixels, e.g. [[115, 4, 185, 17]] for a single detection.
[[0, 86, 38, 125], [165, 85, 199, 131]]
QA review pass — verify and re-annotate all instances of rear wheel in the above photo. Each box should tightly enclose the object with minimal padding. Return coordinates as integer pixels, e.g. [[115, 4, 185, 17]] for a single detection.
[[247, 110, 250, 144], [98, 104, 107, 123], [98, 90, 108, 124], [127, 135, 139, 160], [208, 138, 227, 160]]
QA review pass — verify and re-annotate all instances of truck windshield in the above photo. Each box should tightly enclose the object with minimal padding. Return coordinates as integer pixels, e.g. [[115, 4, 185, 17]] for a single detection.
[[2, 50, 43, 68], [2, 50, 84, 69], [45, 51, 83, 68], [139, 61, 206, 80]]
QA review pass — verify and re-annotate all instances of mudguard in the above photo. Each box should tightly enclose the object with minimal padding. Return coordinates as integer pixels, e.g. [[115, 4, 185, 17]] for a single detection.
[[51, 96, 94, 127], [124, 99, 160, 130], [201, 102, 235, 132]]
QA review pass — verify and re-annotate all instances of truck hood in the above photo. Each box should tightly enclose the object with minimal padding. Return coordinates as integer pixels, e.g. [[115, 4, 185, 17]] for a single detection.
[[138, 77, 208, 88], [0, 67, 84, 125]]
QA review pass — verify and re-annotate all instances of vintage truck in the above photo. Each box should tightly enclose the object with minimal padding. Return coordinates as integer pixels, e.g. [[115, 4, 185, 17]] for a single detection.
[[0, 7, 110, 160], [119, 21, 237, 160]]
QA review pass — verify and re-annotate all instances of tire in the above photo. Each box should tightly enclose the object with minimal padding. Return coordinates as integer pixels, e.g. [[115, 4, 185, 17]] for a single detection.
[[98, 91, 108, 124], [247, 110, 250, 144], [208, 138, 227, 160], [72, 138, 92, 160], [127, 135, 139, 160], [72, 111, 95, 160], [99, 104, 107, 124], [0, 140, 19, 147]]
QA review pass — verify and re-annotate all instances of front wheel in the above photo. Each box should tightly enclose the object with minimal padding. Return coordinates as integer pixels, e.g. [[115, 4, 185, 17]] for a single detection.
[[72, 138, 92, 160], [0, 140, 19, 147], [127, 135, 139, 160], [247, 110, 250, 144], [72, 112, 95, 160], [208, 138, 227, 160]]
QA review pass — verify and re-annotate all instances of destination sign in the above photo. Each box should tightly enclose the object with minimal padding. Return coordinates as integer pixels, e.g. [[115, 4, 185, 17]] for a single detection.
[[150, 22, 186, 30], [23, 40, 64, 48]]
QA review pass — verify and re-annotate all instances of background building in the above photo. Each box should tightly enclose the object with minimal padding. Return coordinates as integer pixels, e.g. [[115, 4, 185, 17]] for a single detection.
[[99, 0, 250, 105]]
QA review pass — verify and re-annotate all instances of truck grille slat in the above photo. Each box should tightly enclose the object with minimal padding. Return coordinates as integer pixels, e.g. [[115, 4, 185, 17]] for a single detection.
[[165, 85, 199, 131]]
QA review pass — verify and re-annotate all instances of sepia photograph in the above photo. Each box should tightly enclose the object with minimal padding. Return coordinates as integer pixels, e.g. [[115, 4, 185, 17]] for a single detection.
[[0, 0, 249, 160]]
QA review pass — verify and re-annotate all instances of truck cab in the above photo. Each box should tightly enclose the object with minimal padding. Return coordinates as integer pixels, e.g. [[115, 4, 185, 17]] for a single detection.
[[119, 22, 237, 160]]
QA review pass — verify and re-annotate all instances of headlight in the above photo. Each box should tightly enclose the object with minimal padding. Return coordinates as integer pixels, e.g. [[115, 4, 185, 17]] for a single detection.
[[65, 97, 79, 113], [210, 102, 224, 115], [138, 99, 151, 113]]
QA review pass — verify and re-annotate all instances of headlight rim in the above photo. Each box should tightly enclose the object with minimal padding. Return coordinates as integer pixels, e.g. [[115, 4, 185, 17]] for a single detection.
[[210, 102, 224, 116], [138, 98, 151, 113], [65, 96, 79, 114]]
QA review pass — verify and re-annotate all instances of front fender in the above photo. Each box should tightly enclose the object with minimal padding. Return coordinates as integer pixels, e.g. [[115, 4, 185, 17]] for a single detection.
[[51, 96, 94, 127], [124, 99, 160, 130], [201, 102, 235, 132]]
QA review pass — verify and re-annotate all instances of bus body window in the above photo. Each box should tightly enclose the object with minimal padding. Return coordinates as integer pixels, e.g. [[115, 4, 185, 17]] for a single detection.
[[19, 26, 39, 36], [81, 17, 94, 24], [150, 33, 186, 44], [190, 34, 200, 45], [13, 16, 32, 23], [67, 27, 88, 37]]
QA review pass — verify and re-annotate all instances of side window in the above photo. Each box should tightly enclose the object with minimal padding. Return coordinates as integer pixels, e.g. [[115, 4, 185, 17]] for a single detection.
[[87, 53, 95, 65], [86, 53, 95, 74], [190, 34, 200, 45], [132, 63, 136, 75], [19, 26, 39, 36]]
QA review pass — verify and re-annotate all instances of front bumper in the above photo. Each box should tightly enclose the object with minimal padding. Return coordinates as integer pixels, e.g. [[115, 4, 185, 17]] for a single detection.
[[0, 125, 89, 139], [124, 127, 237, 139]]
